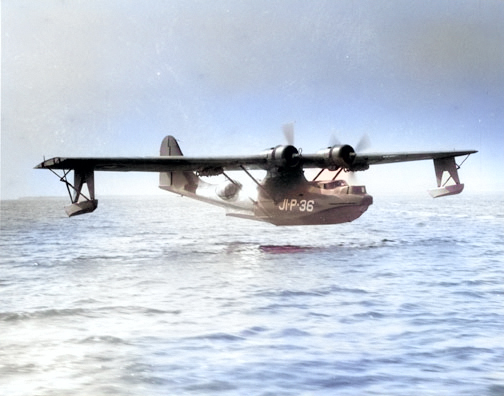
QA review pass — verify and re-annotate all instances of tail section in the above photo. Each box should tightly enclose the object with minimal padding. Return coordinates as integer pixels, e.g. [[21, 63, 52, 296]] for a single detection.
[[160, 135, 184, 156], [159, 136, 200, 194], [158, 135, 249, 212]]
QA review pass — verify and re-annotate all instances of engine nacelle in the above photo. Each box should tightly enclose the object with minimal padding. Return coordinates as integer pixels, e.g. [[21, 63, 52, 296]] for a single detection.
[[263, 145, 300, 169], [317, 144, 356, 170]]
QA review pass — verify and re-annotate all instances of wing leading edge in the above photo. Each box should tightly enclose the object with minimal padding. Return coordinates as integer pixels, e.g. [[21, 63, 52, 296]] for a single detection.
[[353, 150, 477, 167], [35, 150, 477, 173], [34, 155, 268, 173]]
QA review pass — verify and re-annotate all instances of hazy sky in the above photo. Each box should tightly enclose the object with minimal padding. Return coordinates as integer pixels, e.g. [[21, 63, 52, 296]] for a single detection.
[[2, 0, 503, 199]]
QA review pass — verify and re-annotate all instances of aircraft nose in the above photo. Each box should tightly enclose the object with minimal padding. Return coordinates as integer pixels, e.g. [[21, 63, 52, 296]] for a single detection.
[[361, 195, 373, 206]]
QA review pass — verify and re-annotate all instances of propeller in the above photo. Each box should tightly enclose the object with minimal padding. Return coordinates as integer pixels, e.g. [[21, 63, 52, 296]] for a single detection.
[[328, 133, 340, 148], [283, 122, 369, 152], [329, 131, 370, 152], [327, 132, 371, 184], [355, 133, 371, 152], [280, 124, 371, 183], [282, 122, 295, 146], [347, 134, 371, 184]]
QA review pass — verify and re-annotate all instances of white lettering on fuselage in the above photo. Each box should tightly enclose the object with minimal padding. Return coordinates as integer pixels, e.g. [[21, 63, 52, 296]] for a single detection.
[[278, 199, 315, 212]]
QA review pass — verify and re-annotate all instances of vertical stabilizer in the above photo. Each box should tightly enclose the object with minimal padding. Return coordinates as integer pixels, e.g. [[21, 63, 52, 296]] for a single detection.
[[160, 135, 184, 156], [159, 136, 199, 193]]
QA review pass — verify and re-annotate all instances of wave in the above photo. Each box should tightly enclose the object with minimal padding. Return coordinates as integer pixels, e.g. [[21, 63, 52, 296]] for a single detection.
[[0, 305, 181, 323], [259, 244, 317, 253], [186, 332, 246, 342], [0, 307, 93, 322], [78, 335, 129, 345]]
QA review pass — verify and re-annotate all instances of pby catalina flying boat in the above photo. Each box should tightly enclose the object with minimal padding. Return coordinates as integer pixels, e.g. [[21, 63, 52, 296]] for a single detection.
[[35, 133, 477, 226]]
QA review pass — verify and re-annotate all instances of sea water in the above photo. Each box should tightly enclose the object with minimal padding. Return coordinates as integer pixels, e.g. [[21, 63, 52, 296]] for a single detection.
[[1, 193, 503, 395]]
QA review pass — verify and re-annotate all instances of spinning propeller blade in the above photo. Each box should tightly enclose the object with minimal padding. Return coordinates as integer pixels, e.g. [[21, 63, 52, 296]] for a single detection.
[[348, 133, 371, 183], [355, 133, 371, 152], [329, 133, 340, 147], [283, 122, 295, 146]]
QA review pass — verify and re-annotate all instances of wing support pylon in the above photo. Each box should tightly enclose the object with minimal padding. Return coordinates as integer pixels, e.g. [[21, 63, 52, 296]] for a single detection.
[[48, 167, 98, 216], [428, 155, 469, 198]]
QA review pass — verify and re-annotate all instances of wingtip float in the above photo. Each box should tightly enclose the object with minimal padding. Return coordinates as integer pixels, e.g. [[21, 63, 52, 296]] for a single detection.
[[35, 135, 477, 225]]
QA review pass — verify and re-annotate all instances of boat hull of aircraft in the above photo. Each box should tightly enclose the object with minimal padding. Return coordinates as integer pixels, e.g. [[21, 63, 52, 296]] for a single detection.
[[252, 195, 373, 226], [160, 174, 373, 226]]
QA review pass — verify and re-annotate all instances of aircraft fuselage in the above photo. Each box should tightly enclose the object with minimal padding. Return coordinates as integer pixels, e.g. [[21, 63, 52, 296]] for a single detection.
[[160, 172, 373, 226]]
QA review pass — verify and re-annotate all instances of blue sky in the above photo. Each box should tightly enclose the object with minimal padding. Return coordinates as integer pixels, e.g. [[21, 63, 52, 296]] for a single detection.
[[2, 0, 503, 199]]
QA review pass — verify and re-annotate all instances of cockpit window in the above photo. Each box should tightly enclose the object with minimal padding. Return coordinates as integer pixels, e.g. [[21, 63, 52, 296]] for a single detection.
[[349, 186, 367, 194], [323, 180, 348, 189]]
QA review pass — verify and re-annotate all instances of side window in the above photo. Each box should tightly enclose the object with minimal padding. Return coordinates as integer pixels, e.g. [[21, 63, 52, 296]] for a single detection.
[[324, 180, 348, 189]]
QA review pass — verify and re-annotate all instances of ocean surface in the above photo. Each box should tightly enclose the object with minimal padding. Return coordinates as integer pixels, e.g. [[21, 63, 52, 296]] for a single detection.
[[1, 193, 503, 396]]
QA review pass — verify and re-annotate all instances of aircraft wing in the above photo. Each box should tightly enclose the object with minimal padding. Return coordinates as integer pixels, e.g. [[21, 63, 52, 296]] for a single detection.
[[351, 150, 478, 170], [299, 149, 477, 171], [300, 148, 477, 199], [36, 149, 477, 173], [34, 155, 269, 174]]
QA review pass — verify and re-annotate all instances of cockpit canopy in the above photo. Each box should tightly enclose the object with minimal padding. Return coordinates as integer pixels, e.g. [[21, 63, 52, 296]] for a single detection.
[[321, 179, 348, 189], [314, 179, 367, 195]]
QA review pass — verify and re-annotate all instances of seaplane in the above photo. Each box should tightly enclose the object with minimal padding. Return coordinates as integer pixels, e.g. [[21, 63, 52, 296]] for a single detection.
[[35, 129, 477, 226]]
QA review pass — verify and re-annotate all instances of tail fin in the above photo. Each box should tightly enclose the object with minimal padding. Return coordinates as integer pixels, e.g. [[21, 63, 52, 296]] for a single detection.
[[160, 135, 184, 156], [159, 136, 199, 193]]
